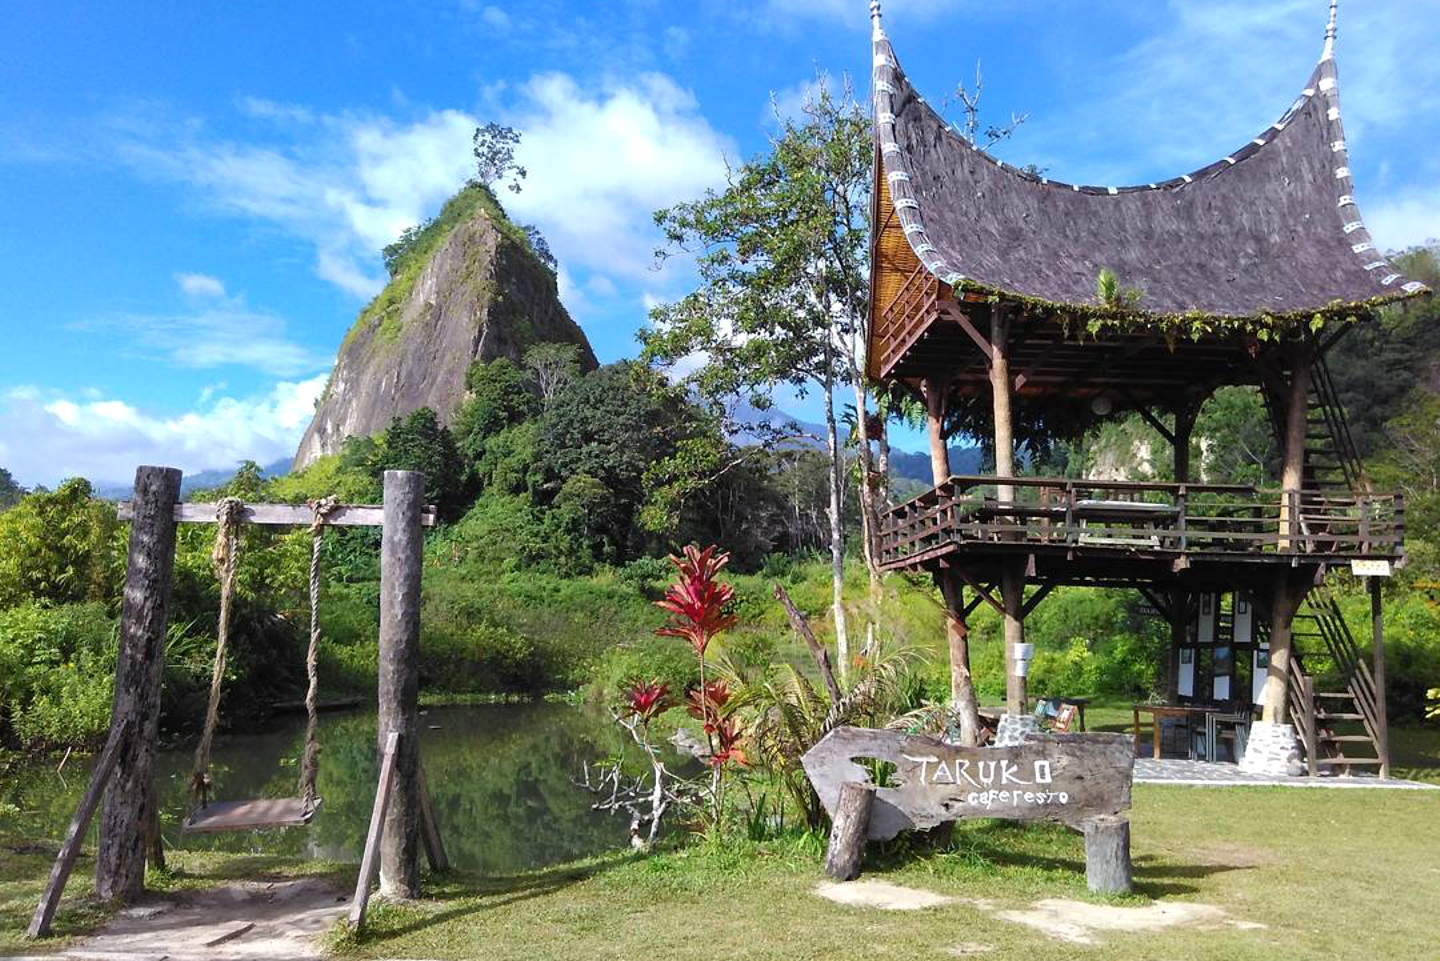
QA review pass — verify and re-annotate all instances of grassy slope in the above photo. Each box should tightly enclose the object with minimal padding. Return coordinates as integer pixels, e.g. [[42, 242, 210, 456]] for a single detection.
[[7, 778, 1439, 960]]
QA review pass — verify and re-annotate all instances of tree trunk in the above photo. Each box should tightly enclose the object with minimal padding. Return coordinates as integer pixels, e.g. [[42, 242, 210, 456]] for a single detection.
[[988, 306, 1016, 504], [1001, 562, 1027, 715], [937, 572, 981, 746], [1278, 336, 1313, 549], [96, 466, 181, 903], [922, 376, 951, 487], [823, 364, 850, 686], [378, 470, 425, 899], [875, 405, 892, 508], [850, 375, 881, 589], [1261, 572, 1309, 722]]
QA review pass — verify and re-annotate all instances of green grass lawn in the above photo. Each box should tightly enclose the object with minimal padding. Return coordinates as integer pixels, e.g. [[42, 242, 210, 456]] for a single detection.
[[6, 766, 1439, 960]]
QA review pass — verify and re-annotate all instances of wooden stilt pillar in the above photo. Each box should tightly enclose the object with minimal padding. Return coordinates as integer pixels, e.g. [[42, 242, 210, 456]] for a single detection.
[[922, 374, 980, 744], [937, 571, 980, 746], [1277, 337, 1314, 550], [1261, 573, 1308, 722], [1001, 562, 1026, 715], [1166, 591, 1188, 705], [988, 306, 1016, 505], [378, 470, 425, 899], [96, 466, 181, 903], [1371, 578, 1390, 778]]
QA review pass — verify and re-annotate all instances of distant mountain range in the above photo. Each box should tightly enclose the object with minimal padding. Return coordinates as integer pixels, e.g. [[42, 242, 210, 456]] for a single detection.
[[92, 458, 291, 501], [729, 399, 979, 489]]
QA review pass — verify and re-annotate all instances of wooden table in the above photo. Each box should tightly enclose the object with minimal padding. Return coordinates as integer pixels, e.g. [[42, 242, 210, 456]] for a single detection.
[[1132, 705, 1217, 759]]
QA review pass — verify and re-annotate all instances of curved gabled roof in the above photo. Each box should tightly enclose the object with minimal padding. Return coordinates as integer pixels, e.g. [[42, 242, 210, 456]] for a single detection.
[[869, 1, 1429, 322]]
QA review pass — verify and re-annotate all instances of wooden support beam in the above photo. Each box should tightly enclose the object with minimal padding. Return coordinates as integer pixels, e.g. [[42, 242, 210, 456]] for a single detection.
[[348, 731, 400, 932], [952, 566, 1005, 617], [937, 302, 997, 363], [28, 719, 133, 939], [1022, 583, 1055, 617], [97, 466, 181, 903], [1135, 586, 1173, 624], [117, 501, 438, 528], [1128, 402, 1176, 446], [378, 471, 425, 899]]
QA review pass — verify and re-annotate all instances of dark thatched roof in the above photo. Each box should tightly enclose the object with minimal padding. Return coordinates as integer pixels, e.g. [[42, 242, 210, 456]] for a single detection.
[[869, 3, 1430, 322]]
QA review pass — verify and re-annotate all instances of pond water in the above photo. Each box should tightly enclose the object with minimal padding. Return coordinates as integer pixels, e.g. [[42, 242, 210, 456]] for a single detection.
[[0, 703, 651, 875]]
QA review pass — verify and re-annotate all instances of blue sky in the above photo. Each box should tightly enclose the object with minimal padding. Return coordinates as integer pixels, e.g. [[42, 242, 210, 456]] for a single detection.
[[2, 0, 1437, 487]]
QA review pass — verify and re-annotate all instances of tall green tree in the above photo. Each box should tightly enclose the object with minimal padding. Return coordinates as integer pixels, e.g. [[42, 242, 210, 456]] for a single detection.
[[643, 78, 874, 675], [376, 408, 466, 516], [0, 467, 23, 511], [0, 479, 120, 608]]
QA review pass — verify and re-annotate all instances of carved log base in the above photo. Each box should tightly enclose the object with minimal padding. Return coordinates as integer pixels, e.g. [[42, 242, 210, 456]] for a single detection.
[[1082, 815, 1132, 894], [823, 781, 875, 881]]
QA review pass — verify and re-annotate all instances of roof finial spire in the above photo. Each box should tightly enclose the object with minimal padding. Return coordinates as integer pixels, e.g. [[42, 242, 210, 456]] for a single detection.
[[870, 0, 886, 41], [1322, 0, 1339, 61]]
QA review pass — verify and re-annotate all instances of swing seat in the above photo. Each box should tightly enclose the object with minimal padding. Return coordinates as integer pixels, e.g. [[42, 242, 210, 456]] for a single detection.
[[182, 796, 321, 834]]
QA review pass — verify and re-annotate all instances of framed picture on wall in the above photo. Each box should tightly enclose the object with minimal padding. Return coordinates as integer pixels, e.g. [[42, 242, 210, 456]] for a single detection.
[[1214, 645, 1233, 673], [1256, 650, 1270, 669], [1237, 595, 1250, 615], [1181, 648, 1193, 665], [1201, 594, 1213, 615]]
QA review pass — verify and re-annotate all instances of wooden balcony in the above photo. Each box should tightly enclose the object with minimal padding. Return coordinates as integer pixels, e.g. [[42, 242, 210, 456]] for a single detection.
[[879, 476, 1404, 586]]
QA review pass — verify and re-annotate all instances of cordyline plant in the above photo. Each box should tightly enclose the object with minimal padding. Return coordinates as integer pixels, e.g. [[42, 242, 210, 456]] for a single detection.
[[656, 544, 744, 828], [582, 545, 745, 846]]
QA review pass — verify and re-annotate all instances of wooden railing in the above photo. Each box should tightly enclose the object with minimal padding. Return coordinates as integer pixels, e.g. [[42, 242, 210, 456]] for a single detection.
[[873, 265, 941, 377], [878, 475, 1405, 568]]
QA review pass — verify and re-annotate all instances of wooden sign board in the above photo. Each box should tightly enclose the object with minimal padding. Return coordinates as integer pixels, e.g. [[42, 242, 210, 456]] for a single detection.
[[1350, 559, 1392, 578], [802, 727, 1133, 841]]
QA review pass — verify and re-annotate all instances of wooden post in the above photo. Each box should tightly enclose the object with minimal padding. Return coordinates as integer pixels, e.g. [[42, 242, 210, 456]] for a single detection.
[[349, 731, 400, 931], [937, 571, 981, 746], [1166, 591, 1188, 704], [1370, 578, 1390, 778], [28, 719, 133, 938], [1001, 562, 1026, 715], [1278, 337, 1313, 550], [988, 306, 1015, 505], [378, 470, 424, 899], [1083, 815, 1132, 895], [96, 466, 181, 903], [1173, 405, 1196, 484], [823, 781, 875, 881]]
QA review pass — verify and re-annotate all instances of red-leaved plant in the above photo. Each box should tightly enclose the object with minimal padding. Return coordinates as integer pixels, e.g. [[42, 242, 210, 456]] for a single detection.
[[625, 681, 674, 724], [657, 544, 743, 826]]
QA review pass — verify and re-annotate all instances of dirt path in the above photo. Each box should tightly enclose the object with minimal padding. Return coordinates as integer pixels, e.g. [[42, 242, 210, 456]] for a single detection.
[[12, 877, 349, 961]]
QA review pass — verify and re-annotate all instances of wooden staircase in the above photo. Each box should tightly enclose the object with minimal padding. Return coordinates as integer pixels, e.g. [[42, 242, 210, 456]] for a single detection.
[[1272, 594, 1387, 776], [1262, 351, 1369, 495]]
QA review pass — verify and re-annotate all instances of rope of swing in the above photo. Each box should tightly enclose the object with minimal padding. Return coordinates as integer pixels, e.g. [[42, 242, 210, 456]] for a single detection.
[[189, 497, 245, 811], [299, 497, 337, 813]]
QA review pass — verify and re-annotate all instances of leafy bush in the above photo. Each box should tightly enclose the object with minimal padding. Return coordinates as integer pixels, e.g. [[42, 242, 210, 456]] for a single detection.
[[0, 602, 117, 748]]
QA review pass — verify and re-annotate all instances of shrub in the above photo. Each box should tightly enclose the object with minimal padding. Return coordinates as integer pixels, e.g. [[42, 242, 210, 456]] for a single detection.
[[0, 602, 117, 748]]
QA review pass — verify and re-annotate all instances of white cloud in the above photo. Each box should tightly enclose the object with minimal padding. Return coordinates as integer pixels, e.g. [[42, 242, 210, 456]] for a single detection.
[[1, 375, 328, 489], [1365, 186, 1440, 253], [481, 5, 510, 31], [79, 296, 328, 378], [117, 72, 731, 300], [174, 272, 226, 298]]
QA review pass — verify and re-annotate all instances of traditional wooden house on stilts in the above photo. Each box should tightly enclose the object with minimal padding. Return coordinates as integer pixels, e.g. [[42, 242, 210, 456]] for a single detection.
[[867, 1, 1429, 776]]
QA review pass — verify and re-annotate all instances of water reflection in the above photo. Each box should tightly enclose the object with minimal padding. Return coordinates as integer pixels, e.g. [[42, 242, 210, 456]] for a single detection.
[[1, 703, 647, 874]]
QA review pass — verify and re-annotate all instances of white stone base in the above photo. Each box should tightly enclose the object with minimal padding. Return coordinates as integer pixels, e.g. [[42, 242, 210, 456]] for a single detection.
[[1238, 720, 1305, 777], [992, 713, 1041, 747]]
